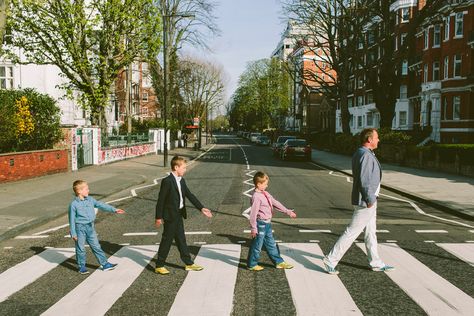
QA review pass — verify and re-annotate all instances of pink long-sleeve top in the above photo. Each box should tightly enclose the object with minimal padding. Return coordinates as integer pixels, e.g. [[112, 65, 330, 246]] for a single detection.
[[249, 189, 292, 234]]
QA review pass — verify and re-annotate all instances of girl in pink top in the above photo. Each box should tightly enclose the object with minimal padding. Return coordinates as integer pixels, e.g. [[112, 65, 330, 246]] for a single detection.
[[247, 171, 297, 271]]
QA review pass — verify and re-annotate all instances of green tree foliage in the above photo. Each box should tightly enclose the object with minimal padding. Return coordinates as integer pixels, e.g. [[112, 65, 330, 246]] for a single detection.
[[3, 0, 161, 130], [229, 58, 291, 131], [0, 89, 62, 153]]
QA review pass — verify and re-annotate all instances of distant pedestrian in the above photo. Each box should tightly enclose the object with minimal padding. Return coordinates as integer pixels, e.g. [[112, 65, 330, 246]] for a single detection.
[[323, 128, 394, 275], [154, 155, 213, 275], [247, 171, 296, 271], [182, 133, 188, 148], [68, 180, 125, 275]]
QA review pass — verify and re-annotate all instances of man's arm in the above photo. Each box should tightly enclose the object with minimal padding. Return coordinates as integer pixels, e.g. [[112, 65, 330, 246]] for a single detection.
[[359, 153, 378, 206]]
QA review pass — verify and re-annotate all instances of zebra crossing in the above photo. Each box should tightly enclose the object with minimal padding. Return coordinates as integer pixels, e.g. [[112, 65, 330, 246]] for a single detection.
[[0, 242, 473, 315]]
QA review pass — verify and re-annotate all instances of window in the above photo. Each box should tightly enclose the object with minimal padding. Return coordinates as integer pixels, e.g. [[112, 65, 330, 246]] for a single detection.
[[442, 97, 448, 120], [423, 64, 428, 83], [444, 16, 450, 41], [358, 76, 364, 89], [444, 56, 449, 79], [402, 60, 408, 75], [400, 33, 407, 46], [367, 92, 374, 104], [357, 95, 364, 106], [401, 7, 409, 22], [424, 29, 429, 49], [454, 54, 462, 77], [394, 37, 398, 50], [348, 97, 353, 108], [142, 107, 148, 115], [142, 92, 148, 102], [400, 85, 407, 99], [367, 112, 374, 126], [350, 115, 354, 127], [433, 61, 440, 80], [453, 96, 460, 120], [357, 115, 363, 128], [455, 12, 463, 37], [399, 111, 407, 126], [0, 66, 14, 89], [433, 25, 441, 47]]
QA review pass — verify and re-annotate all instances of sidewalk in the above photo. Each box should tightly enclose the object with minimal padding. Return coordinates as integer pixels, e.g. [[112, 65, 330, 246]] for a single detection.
[[311, 149, 474, 220], [0, 144, 209, 241]]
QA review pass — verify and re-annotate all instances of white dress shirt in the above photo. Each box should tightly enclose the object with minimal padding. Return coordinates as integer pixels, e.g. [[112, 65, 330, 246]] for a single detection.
[[172, 173, 184, 209]]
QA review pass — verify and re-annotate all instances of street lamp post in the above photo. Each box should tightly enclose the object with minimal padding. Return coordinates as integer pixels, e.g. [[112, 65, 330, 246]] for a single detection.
[[162, 12, 194, 167]]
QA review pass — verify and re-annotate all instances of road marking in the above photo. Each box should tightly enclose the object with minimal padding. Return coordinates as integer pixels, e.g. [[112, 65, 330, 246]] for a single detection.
[[42, 245, 158, 316], [0, 248, 76, 303], [14, 235, 49, 239], [379, 193, 474, 229], [168, 244, 241, 316], [466, 241, 474, 243], [279, 243, 362, 315], [437, 243, 474, 267], [424, 240, 436, 243], [415, 230, 448, 233], [357, 243, 474, 315], [376, 230, 390, 233], [123, 232, 158, 236], [469, 230, 474, 233], [237, 240, 246, 244], [185, 231, 212, 235], [386, 240, 398, 243], [309, 240, 320, 243], [299, 229, 331, 233], [194, 241, 207, 245], [32, 223, 69, 236], [3, 246, 13, 249]]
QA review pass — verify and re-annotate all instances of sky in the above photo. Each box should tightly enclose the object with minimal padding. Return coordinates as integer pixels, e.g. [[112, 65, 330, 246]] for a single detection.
[[187, 0, 286, 112]]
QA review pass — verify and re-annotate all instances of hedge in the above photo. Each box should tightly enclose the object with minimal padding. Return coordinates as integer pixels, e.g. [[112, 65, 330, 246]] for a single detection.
[[0, 89, 62, 153]]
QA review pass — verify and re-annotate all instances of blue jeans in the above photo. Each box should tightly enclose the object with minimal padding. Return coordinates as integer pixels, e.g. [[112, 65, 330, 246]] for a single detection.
[[75, 222, 108, 268], [247, 220, 284, 268]]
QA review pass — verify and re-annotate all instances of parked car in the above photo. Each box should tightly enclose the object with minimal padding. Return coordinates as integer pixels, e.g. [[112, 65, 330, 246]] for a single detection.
[[272, 135, 296, 157], [255, 135, 270, 146], [250, 132, 261, 143], [280, 139, 311, 161]]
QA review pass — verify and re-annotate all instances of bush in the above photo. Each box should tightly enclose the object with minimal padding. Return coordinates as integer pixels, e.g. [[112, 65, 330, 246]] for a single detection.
[[378, 128, 412, 145], [0, 89, 62, 153], [434, 144, 474, 165]]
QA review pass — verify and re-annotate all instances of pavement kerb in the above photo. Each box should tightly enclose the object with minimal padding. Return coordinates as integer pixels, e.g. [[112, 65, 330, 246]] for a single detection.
[[311, 159, 474, 222], [0, 146, 212, 242]]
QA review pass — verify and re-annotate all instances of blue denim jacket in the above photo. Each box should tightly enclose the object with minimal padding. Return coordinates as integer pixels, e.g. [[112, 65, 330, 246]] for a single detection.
[[68, 196, 116, 237]]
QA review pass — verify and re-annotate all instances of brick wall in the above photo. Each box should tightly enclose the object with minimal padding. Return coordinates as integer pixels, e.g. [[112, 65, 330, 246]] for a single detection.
[[0, 149, 69, 183]]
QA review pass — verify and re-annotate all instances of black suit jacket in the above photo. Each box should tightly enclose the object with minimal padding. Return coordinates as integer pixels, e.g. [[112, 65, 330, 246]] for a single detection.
[[155, 174, 204, 221]]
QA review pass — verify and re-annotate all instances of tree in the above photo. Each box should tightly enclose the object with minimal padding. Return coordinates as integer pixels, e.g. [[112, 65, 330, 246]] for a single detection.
[[175, 57, 225, 127], [3, 0, 161, 131], [149, 0, 220, 131], [229, 58, 291, 131], [0, 0, 7, 42], [283, 0, 371, 134]]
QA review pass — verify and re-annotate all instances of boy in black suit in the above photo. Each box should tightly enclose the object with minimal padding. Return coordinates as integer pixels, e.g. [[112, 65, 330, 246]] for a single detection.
[[155, 155, 212, 274]]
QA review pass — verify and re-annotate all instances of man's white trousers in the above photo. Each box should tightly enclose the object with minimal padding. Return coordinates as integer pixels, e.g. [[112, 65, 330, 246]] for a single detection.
[[326, 202, 385, 269]]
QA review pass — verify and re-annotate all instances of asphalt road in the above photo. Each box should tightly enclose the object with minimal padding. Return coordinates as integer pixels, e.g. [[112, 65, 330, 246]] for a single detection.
[[0, 134, 473, 316]]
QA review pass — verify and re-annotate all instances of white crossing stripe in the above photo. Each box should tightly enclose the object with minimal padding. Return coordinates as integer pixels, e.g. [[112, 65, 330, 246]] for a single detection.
[[356, 243, 474, 315], [437, 243, 474, 267], [168, 244, 241, 316], [299, 229, 331, 233], [279, 243, 362, 315], [123, 232, 157, 236], [42, 245, 158, 316], [415, 230, 448, 233], [0, 248, 75, 303]]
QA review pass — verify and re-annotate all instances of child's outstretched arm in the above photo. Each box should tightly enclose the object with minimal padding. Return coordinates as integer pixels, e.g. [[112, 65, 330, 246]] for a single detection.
[[271, 196, 296, 218]]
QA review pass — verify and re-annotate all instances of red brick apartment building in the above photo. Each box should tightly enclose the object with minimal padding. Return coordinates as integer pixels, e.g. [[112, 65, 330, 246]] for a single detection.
[[408, 0, 473, 143], [290, 42, 337, 134], [114, 61, 158, 125]]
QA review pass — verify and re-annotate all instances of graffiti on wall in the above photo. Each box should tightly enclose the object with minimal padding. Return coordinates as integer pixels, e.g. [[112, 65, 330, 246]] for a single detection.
[[99, 143, 153, 164]]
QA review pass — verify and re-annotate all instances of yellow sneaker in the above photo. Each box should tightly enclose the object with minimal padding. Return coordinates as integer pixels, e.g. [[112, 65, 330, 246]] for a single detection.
[[185, 264, 204, 271], [276, 262, 294, 269], [248, 265, 264, 271], [155, 267, 170, 275]]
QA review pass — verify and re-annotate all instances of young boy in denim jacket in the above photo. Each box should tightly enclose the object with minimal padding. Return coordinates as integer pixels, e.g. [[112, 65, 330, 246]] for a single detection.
[[247, 171, 296, 271], [68, 180, 125, 274]]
